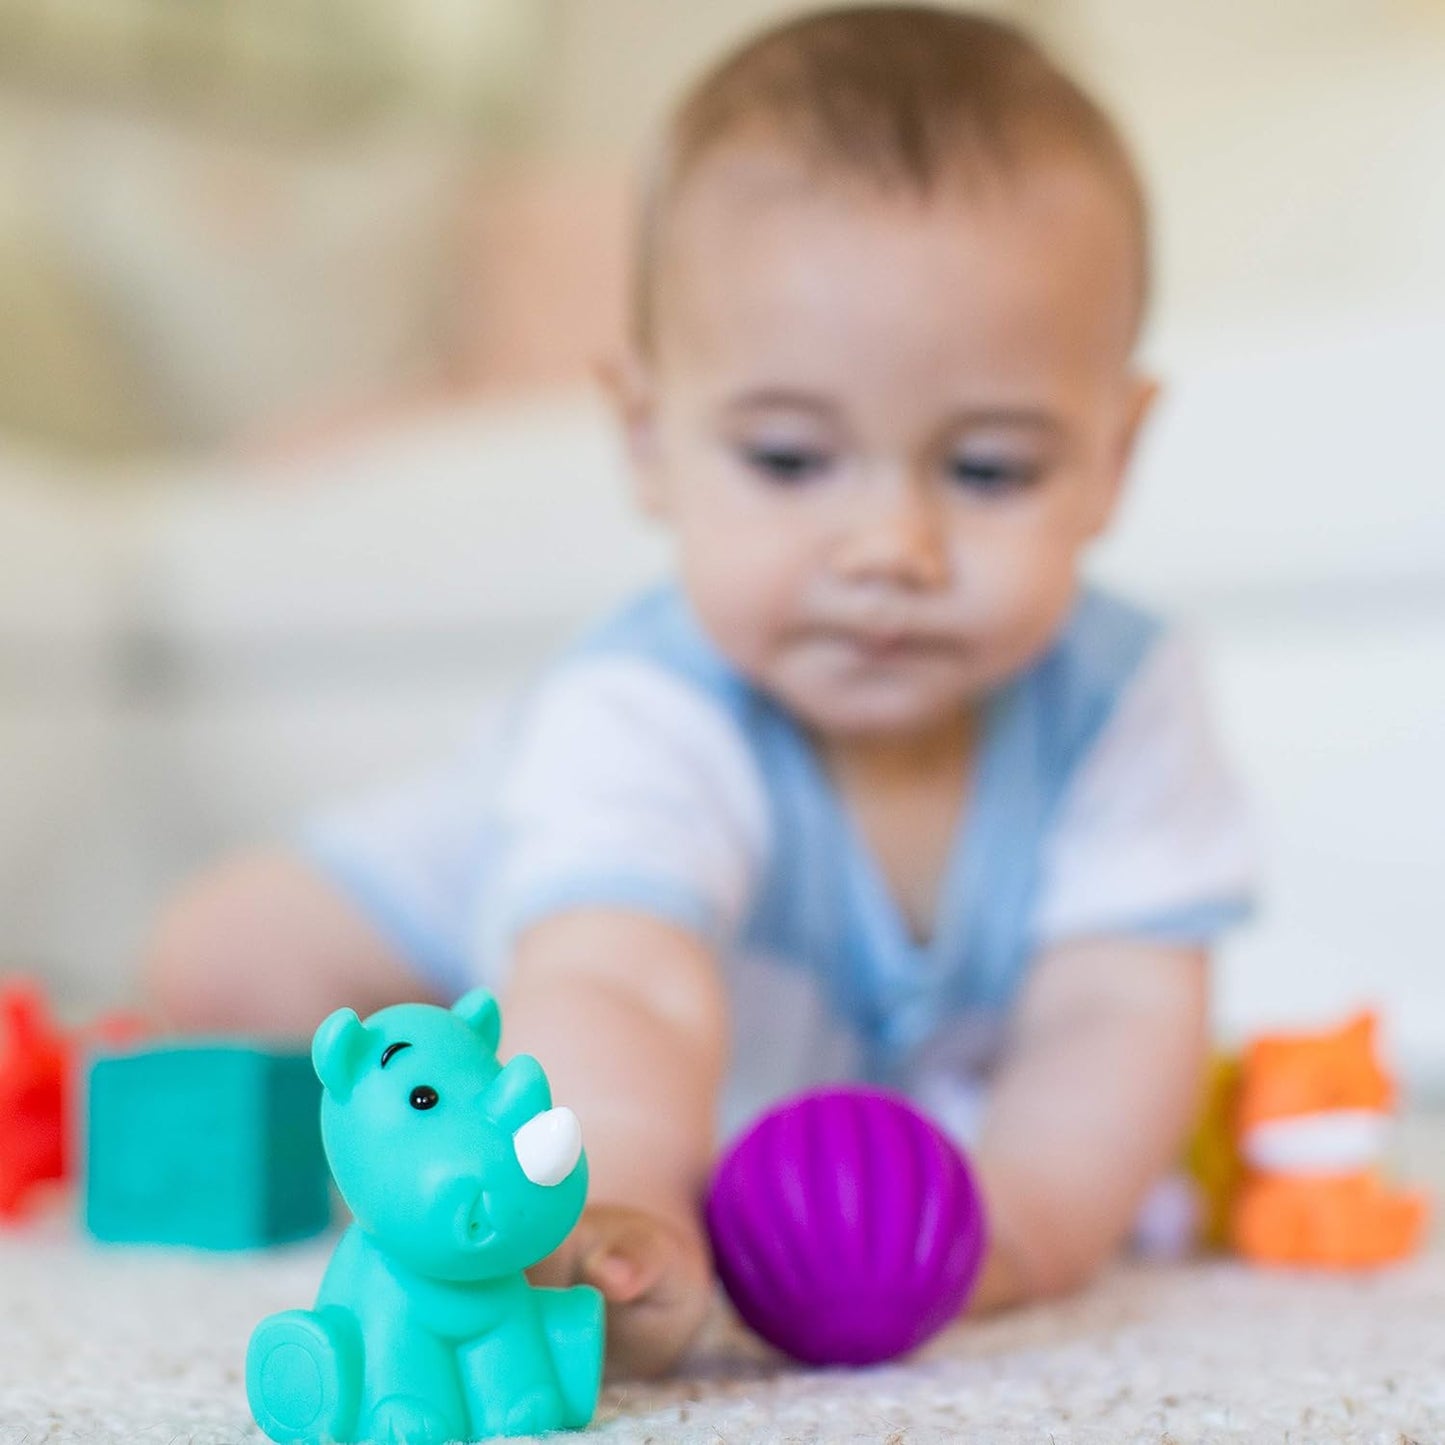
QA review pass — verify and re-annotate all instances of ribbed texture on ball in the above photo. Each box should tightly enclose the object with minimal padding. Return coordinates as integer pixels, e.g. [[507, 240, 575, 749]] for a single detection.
[[705, 1087, 987, 1365]]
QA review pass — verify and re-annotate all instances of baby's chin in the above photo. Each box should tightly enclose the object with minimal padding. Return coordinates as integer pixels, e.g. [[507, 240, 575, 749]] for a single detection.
[[764, 667, 989, 742]]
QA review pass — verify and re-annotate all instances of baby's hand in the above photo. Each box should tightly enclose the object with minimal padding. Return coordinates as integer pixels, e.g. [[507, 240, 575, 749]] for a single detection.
[[527, 1202, 712, 1379]]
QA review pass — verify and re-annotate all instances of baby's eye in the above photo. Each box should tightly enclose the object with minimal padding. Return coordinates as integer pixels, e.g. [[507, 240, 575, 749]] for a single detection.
[[741, 443, 832, 484], [409, 1085, 439, 1111], [947, 455, 1039, 495]]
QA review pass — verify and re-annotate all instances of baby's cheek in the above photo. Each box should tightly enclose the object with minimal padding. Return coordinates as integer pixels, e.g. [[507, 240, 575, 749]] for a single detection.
[[685, 533, 797, 653], [967, 535, 1078, 650], [680, 561, 779, 677], [957, 531, 1035, 610]]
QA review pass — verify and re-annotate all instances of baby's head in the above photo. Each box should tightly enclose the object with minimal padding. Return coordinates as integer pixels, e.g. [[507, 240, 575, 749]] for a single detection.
[[611, 5, 1155, 739]]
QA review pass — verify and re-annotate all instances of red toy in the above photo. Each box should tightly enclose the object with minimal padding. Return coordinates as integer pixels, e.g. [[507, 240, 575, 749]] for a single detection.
[[0, 978, 145, 1220]]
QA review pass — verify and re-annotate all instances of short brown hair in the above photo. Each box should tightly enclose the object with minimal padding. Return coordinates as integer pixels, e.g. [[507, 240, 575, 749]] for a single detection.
[[633, 5, 1149, 349]]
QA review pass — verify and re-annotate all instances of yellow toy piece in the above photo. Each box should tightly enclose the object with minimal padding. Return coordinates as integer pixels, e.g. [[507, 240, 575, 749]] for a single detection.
[[1183, 1052, 1243, 1251]]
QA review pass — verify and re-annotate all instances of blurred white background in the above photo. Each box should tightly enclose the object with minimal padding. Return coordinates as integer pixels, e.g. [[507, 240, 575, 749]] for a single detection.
[[0, 0, 1442, 1090]]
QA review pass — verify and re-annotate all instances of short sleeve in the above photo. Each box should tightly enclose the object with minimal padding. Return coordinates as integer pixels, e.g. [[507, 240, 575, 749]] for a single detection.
[[1032, 631, 1257, 947], [474, 655, 771, 977]]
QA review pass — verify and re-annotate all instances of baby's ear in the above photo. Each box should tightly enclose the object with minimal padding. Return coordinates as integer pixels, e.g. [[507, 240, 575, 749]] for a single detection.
[[596, 350, 668, 520], [1089, 371, 1160, 538], [313, 1008, 374, 1102], [452, 988, 502, 1054]]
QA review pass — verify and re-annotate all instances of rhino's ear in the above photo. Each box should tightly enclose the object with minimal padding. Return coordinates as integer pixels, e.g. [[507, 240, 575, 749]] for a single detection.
[[452, 988, 501, 1054], [312, 1008, 373, 1102], [486, 1053, 552, 1130]]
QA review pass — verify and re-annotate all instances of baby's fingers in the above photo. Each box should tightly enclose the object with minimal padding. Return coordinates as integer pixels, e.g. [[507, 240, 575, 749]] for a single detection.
[[525, 1228, 586, 1290], [527, 1203, 713, 1375], [526, 1204, 667, 1303], [576, 1213, 674, 1304]]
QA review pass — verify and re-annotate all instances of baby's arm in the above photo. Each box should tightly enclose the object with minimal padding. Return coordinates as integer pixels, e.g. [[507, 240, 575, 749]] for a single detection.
[[504, 907, 726, 1379], [143, 849, 440, 1037], [967, 936, 1209, 1311]]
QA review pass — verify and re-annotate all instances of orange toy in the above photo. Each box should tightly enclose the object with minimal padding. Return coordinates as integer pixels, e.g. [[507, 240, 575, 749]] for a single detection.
[[1230, 1011, 1429, 1268]]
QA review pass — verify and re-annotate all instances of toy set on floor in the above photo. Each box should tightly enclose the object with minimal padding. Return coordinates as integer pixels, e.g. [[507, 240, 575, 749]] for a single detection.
[[1, 976, 1432, 1445], [245, 992, 990, 1444]]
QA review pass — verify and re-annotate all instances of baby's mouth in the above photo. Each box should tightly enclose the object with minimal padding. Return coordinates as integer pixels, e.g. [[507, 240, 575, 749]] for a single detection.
[[825, 627, 956, 663]]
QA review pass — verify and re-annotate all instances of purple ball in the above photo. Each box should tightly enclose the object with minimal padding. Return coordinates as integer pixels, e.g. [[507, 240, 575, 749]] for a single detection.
[[705, 1086, 987, 1366]]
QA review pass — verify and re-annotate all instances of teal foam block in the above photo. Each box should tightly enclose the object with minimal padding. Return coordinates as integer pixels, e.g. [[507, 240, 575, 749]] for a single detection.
[[85, 1044, 332, 1249]]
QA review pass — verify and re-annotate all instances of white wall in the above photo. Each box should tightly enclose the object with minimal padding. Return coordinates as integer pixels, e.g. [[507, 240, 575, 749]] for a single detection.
[[1096, 311, 1445, 1091]]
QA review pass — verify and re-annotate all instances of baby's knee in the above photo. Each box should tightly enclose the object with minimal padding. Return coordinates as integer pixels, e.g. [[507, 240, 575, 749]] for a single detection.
[[143, 855, 277, 1032], [141, 851, 337, 1037], [142, 849, 432, 1039]]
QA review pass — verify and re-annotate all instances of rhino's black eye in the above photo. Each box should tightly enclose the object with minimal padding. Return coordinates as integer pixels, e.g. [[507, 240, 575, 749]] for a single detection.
[[409, 1085, 439, 1111]]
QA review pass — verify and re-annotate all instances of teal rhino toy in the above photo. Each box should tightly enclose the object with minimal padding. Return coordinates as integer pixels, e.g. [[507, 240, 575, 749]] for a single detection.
[[246, 990, 603, 1444]]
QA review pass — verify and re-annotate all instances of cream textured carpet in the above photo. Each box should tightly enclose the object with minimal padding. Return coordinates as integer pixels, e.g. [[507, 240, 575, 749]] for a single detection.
[[3, 1201, 1444, 1445]]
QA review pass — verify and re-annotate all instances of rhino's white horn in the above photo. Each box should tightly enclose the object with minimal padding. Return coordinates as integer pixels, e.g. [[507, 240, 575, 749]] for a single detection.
[[514, 1107, 583, 1187]]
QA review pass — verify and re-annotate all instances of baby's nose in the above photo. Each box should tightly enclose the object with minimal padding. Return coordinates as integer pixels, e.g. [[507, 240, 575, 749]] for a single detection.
[[832, 483, 949, 591]]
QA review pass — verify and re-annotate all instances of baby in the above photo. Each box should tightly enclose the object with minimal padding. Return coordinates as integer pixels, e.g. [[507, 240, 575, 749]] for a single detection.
[[144, 6, 1254, 1378]]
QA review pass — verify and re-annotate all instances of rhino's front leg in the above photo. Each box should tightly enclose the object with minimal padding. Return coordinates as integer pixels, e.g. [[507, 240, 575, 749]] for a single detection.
[[535, 1284, 605, 1428], [367, 1392, 461, 1445], [457, 1288, 569, 1438], [355, 1311, 466, 1445]]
